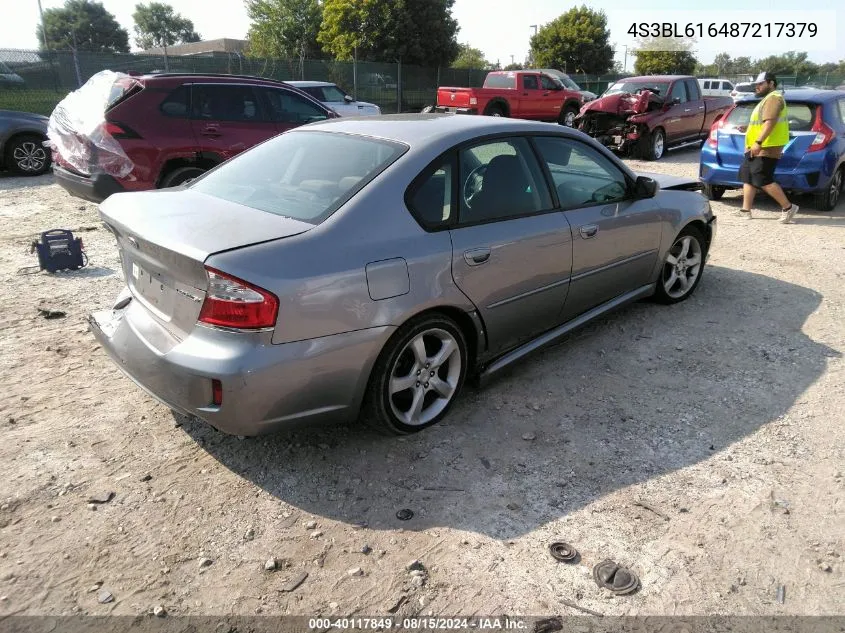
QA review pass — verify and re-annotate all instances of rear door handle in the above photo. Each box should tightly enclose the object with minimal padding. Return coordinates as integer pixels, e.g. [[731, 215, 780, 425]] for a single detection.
[[464, 247, 491, 265], [202, 127, 221, 137], [579, 224, 599, 239]]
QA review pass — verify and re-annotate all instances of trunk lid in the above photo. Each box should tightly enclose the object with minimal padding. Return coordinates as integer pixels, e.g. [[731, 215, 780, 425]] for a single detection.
[[100, 189, 313, 339], [437, 87, 476, 108]]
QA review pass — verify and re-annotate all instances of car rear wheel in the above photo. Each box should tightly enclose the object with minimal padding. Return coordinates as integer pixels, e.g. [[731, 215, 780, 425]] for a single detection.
[[638, 128, 665, 161], [485, 105, 505, 117], [703, 184, 726, 200], [6, 134, 51, 176], [362, 314, 468, 435], [814, 167, 843, 211], [653, 225, 706, 305], [160, 166, 206, 189]]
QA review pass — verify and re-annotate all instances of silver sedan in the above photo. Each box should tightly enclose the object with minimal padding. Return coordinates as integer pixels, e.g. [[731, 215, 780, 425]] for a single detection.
[[90, 114, 717, 436]]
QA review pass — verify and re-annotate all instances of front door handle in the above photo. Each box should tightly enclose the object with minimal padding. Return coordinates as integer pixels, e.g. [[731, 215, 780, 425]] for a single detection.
[[202, 127, 221, 137], [464, 247, 491, 266], [684, 108, 692, 112], [579, 224, 599, 239]]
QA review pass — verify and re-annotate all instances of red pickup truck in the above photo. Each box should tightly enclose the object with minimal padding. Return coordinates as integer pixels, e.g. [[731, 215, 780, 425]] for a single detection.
[[433, 70, 585, 126], [575, 75, 734, 160]]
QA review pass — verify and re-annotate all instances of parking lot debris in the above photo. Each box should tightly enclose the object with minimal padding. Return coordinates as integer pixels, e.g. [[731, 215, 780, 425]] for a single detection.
[[819, 563, 833, 572], [264, 558, 277, 571], [304, 520, 317, 529], [387, 595, 408, 613], [97, 589, 113, 604], [479, 457, 491, 469], [87, 492, 114, 504], [406, 560, 425, 572], [153, 605, 166, 617], [361, 545, 372, 555], [278, 571, 308, 593], [198, 558, 213, 568], [310, 530, 323, 539], [777, 585, 786, 604], [139, 474, 152, 482], [560, 599, 603, 617], [533, 617, 563, 633], [593, 560, 640, 595], [37, 308, 66, 320], [244, 527, 255, 541], [522, 432, 536, 441], [396, 509, 414, 521], [347, 567, 364, 576], [633, 500, 670, 522], [548, 542, 580, 563]]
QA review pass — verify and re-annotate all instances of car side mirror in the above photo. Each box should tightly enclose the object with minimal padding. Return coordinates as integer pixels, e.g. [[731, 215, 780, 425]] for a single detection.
[[672, 97, 681, 105], [634, 176, 658, 199], [344, 94, 354, 102]]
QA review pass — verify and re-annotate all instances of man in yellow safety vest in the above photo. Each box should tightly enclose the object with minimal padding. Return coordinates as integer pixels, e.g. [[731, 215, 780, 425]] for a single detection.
[[738, 71, 799, 223]]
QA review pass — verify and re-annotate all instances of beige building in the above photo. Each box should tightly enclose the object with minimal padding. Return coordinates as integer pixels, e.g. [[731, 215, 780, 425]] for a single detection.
[[140, 38, 247, 57]]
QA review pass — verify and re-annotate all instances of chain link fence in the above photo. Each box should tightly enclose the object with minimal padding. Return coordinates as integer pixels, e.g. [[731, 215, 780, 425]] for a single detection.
[[2, 48, 842, 117]]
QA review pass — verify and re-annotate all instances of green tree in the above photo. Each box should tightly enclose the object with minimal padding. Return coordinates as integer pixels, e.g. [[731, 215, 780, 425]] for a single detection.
[[246, 0, 324, 67], [752, 51, 818, 78], [318, 0, 460, 67], [452, 43, 489, 69], [37, 0, 129, 53], [633, 36, 697, 75], [529, 6, 614, 74], [133, 2, 200, 51], [504, 63, 523, 71]]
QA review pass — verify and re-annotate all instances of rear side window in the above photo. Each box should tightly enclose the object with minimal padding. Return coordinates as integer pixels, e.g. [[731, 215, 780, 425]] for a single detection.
[[407, 158, 454, 228], [725, 101, 816, 131], [190, 131, 407, 224], [483, 74, 516, 89], [722, 81, 733, 91], [160, 85, 189, 117], [837, 99, 845, 126], [191, 84, 263, 122], [703, 81, 710, 89]]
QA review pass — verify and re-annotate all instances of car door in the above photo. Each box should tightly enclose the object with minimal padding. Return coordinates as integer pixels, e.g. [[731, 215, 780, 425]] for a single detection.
[[531, 136, 662, 322], [662, 80, 689, 143], [448, 137, 573, 354], [189, 83, 278, 160], [519, 74, 543, 119], [538, 74, 564, 121], [258, 87, 331, 133], [683, 78, 707, 138]]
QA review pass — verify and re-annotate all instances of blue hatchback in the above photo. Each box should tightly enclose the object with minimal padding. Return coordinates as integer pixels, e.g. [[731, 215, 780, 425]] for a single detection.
[[699, 89, 845, 210]]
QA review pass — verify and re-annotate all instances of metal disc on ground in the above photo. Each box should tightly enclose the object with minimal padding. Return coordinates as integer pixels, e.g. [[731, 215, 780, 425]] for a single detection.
[[548, 542, 579, 563]]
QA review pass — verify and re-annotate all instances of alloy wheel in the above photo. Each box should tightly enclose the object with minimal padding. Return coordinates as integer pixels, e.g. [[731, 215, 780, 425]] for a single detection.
[[13, 141, 47, 173], [662, 234, 702, 299]]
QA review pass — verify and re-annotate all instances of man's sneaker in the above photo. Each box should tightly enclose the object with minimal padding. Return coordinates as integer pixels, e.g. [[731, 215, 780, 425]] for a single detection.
[[735, 209, 752, 219], [779, 204, 799, 224]]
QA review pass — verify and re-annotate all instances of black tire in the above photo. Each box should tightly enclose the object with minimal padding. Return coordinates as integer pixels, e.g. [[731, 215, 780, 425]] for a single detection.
[[560, 105, 579, 127], [485, 104, 506, 117], [653, 225, 707, 305], [638, 127, 665, 161], [703, 184, 726, 201], [814, 166, 843, 212], [5, 134, 51, 176], [361, 313, 468, 435], [160, 166, 206, 188]]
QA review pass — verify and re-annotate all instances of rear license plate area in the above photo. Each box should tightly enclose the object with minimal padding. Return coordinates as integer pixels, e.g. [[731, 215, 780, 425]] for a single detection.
[[131, 261, 174, 317]]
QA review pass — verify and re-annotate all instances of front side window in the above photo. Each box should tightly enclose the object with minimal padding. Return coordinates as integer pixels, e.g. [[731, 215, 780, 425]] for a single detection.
[[458, 137, 551, 224], [523, 75, 539, 90], [540, 75, 559, 91], [534, 136, 628, 208], [261, 88, 328, 123], [669, 81, 688, 103], [190, 131, 406, 224], [320, 85, 348, 102]]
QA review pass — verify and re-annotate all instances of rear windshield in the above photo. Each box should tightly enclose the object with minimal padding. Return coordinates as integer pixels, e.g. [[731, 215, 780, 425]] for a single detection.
[[483, 74, 516, 89], [107, 77, 141, 109], [724, 101, 816, 131], [190, 130, 407, 224]]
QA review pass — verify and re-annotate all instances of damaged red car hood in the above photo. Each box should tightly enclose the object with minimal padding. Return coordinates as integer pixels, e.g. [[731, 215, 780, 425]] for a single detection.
[[578, 90, 661, 117]]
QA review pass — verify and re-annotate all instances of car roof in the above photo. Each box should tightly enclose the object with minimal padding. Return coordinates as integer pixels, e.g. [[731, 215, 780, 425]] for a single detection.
[[298, 113, 575, 148], [736, 88, 845, 103], [139, 73, 289, 86], [287, 81, 335, 88], [616, 75, 689, 82]]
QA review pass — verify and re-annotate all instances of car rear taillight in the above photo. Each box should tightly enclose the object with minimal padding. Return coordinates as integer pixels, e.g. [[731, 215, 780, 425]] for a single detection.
[[198, 267, 279, 330], [808, 108, 834, 152], [103, 121, 141, 139], [707, 118, 725, 147]]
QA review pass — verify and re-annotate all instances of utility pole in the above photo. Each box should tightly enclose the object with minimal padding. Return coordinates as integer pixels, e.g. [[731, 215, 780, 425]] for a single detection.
[[529, 25, 538, 67], [623, 45, 628, 72], [37, 0, 49, 49], [510, 54, 515, 65]]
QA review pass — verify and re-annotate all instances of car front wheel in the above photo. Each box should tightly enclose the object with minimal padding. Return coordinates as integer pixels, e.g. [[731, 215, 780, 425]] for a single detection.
[[6, 134, 51, 176], [362, 314, 468, 435], [653, 225, 706, 304]]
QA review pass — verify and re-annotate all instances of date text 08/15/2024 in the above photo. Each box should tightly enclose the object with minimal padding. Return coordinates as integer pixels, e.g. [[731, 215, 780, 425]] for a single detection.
[[308, 618, 529, 630], [627, 22, 818, 39]]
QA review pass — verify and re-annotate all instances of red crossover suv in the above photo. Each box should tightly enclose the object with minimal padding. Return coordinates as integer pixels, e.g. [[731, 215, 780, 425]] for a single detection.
[[52, 73, 338, 203]]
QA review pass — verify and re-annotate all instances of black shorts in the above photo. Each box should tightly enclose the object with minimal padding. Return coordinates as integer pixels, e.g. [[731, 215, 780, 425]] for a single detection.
[[739, 154, 779, 187]]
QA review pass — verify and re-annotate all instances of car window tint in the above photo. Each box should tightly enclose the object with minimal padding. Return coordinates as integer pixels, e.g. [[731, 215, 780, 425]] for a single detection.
[[484, 74, 516, 89], [321, 85, 347, 102], [191, 85, 262, 121], [262, 88, 328, 123], [534, 137, 628, 208], [722, 81, 732, 90], [784, 103, 816, 131], [523, 75, 539, 90], [540, 75, 558, 90], [839, 99, 845, 125], [458, 137, 551, 224], [300, 86, 324, 100], [408, 159, 453, 227], [669, 81, 688, 103], [703, 81, 710, 89], [191, 131, 406, 224], [160, 85, 189, 117]]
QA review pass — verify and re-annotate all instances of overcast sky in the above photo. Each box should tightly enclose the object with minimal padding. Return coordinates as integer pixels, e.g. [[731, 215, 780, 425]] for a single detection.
[[2, 0, 842, 70]]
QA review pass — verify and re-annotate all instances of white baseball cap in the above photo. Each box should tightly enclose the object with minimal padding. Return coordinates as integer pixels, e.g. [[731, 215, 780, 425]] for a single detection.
[[754, 71, 776, 84]]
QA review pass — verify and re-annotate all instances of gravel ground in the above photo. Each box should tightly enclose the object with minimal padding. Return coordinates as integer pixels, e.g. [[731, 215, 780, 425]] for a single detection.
[[0, 146, 844, 619]]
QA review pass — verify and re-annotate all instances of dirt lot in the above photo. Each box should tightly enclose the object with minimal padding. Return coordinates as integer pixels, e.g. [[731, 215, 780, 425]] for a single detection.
[[1, 148, 844, 620]]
